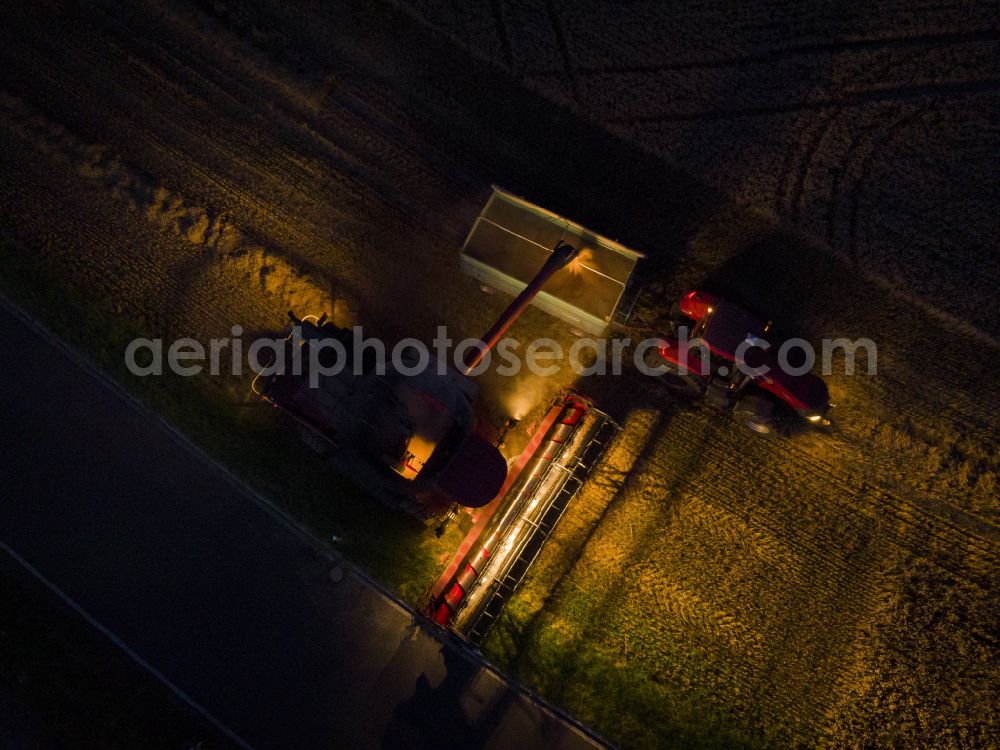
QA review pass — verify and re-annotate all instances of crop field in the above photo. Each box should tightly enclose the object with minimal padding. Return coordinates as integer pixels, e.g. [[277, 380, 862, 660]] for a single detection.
[[0, 0, 997, 748], [398, 0, 1000, 339]]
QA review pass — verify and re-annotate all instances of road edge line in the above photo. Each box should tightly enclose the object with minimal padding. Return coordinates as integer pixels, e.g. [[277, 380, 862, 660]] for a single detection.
[[0, 541, 258, 750]]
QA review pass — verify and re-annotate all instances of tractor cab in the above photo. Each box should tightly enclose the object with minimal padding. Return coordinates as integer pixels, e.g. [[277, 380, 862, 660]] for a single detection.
[[699, 301, 767, 358]]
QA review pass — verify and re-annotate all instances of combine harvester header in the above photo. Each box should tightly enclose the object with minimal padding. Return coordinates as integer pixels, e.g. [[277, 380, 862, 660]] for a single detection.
[[429, 394, 617, 643]]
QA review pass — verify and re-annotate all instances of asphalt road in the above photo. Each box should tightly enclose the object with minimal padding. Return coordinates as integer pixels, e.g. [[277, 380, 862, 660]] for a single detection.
[[0, 301, 601, 750]]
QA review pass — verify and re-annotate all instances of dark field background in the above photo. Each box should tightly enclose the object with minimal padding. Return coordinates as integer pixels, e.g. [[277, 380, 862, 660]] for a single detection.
[[400, 0, 1000, 337]]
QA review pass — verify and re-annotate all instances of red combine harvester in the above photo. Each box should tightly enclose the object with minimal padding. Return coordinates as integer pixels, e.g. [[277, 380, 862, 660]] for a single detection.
[[254, 242, 587, 518], [254, 188, 641, 521], [646, 290, 831, 436]]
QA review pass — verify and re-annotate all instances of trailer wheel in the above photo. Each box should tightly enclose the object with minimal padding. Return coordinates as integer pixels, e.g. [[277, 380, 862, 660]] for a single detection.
[[734, 396, 780, 438], [644, 347, 703, 397], [663, 302, 687, 336]]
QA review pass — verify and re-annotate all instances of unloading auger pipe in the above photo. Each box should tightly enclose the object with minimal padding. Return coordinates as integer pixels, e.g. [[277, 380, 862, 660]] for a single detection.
[[462, 241, 579, 375]]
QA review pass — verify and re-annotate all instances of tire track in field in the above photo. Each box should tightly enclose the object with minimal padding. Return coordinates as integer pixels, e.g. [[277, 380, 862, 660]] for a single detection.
[[788, 49, 909, 242], [488, 0, 515, 68], [605, 77, 1000, 125], [774, 108, 835, 218], [541, 0, 579, 102], [567, 28, 1000, 76], [788, 107, 844, 223], [847, 102, 935, 265]]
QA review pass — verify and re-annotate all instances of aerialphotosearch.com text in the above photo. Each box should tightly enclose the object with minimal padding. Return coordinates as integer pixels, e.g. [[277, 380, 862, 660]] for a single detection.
[[124, 325, 877, 385]]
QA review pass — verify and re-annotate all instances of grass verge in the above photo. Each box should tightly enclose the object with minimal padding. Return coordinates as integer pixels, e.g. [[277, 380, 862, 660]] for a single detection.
[[488, 599, 768, 750]]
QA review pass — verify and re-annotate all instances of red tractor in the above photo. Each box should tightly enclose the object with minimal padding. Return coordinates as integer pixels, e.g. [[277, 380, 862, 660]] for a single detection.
[[645, 291, 831, 436]]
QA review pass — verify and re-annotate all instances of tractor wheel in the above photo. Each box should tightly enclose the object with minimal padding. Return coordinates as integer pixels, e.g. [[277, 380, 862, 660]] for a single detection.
[[662, 302, 687, 336], [734, 396, 781, 438], [644, 346, 704, 398]]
